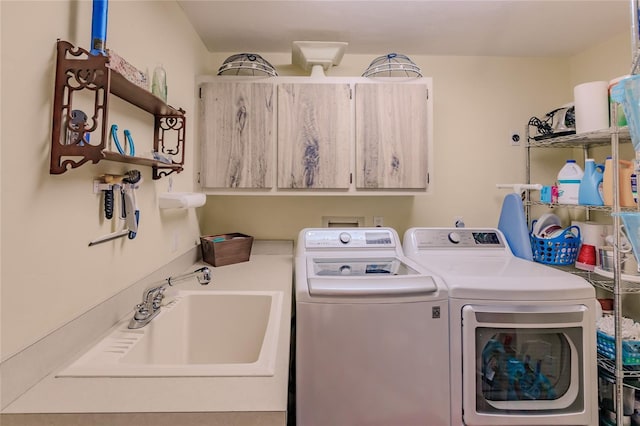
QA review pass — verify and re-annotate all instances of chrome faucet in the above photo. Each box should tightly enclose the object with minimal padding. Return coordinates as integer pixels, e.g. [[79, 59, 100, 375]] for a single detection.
[[128, 266, 212, 329]]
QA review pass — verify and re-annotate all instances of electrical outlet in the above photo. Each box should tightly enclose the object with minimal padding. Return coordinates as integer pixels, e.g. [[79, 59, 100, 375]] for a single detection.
[[373, 216, 384, 227], [509, 130, 521, 146]]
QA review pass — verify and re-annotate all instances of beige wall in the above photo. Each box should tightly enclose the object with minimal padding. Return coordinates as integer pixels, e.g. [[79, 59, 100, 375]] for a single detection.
[[1, 1, 209, 359], [0, 0, 631, 361], [569, 31, 637, 164], [570, 32, 631, 86], [202, 42, 629, 241]]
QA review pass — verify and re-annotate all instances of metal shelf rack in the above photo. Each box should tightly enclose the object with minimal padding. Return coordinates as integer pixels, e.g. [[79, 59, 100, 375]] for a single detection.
[[525, 107, 637, 426]]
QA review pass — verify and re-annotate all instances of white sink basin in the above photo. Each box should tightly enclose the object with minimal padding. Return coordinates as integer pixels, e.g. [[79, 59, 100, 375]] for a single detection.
[[57, 290, 283, 377]]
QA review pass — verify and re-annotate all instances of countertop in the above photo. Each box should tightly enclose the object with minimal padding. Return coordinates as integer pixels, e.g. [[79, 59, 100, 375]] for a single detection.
[[2, 243, 293, 421]]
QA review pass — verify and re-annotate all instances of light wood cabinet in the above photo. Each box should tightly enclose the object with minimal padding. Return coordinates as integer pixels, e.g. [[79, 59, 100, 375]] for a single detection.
[[200, 81, 275, 189], [277, 83, 351, 189], [355, 83, 429, 189], [199, 77, 432, 195]]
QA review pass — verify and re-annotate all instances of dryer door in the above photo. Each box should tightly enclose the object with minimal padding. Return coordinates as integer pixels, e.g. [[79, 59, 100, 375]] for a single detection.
[[461, 304, 595, 425]]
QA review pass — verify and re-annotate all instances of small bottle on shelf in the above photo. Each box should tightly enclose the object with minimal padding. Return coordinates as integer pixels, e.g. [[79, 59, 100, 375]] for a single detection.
[[152, 64, 167, 103]]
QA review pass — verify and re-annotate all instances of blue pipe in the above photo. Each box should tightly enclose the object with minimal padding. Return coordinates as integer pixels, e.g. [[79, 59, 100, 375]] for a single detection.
[[90, 0, 108, 56]]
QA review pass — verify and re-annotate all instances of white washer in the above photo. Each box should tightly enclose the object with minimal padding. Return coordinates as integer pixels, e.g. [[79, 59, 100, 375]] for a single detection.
[[403, 227, 597, 426], [295, 227, 450, 426]]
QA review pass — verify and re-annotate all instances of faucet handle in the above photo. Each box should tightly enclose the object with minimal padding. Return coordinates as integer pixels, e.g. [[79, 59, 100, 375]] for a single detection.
[[152, 289, 165, 310], [133, 303, 149, 320], [196, 266, 212, 285]]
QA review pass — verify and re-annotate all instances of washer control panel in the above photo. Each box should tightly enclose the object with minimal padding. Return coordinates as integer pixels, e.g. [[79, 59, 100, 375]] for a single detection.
[[304, 229, 396, 249], [414, 228, 506, 250]]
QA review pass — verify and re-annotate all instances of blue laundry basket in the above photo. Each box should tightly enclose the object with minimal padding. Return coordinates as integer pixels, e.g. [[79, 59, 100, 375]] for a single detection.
[[530, 225, 581, 266]]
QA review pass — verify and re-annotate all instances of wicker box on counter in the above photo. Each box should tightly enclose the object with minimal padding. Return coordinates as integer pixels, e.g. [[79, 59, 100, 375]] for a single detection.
[[200, 233, 253, 267]]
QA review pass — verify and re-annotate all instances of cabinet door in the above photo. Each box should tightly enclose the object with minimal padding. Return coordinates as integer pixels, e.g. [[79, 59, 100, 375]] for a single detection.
[[200, 82, 274, 189], [355, 83, 429, 189], [277, 83, 351, 189]]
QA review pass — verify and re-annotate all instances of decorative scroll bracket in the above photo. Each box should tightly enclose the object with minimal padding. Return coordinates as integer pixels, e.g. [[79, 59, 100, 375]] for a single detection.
[[50, 40, 185, 180]]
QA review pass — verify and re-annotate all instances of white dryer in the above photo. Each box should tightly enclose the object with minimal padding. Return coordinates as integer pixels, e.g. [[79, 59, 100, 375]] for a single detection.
[[295, 227, 450, 426], [403, 227, 597, 426]]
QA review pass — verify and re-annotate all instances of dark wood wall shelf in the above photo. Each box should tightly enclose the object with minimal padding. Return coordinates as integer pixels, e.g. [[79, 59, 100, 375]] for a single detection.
[[49, 40, 185, 180]]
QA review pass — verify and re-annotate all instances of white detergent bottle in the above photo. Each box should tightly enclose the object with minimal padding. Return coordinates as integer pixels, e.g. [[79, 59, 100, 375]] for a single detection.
[[578, 158, 604, 206], [557, 160, 583, 205]]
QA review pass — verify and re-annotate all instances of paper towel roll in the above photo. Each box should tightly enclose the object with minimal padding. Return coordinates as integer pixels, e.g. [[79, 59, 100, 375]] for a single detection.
[[574, 81, 610, 134], [571, 220, 611, 248], [159, 192, 206, 209]]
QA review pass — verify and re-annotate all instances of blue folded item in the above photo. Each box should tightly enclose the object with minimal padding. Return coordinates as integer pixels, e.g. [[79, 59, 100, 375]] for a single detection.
[[498, 193, 533, 261], [481, 337, 557, 401], [509, 356, 557, 400]]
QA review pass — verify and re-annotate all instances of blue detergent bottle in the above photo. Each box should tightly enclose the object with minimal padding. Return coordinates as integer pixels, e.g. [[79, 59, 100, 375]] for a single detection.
[[578, 158, 605, 206]]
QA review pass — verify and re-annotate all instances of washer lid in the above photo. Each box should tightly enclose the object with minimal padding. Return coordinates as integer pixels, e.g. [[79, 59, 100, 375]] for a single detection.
[[311, 257, 417, 276], [308, 275, 438, 296], [307, 257, 437, 296]]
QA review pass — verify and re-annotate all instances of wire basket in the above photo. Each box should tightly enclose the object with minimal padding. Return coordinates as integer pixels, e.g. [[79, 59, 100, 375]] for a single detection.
[[596, 330, 640, 365], [217, 53, 278, 77], [530, 225, 581, 266], [362, 53, 422, 78]]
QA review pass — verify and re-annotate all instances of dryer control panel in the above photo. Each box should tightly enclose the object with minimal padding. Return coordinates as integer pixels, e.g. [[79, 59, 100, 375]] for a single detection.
[[304, 228, 396, 249], [413, 228, 507, 250]]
